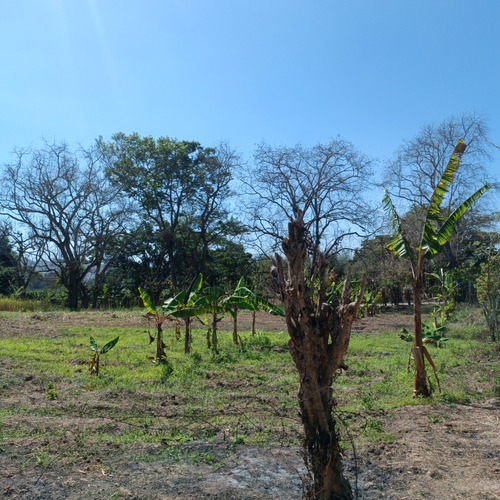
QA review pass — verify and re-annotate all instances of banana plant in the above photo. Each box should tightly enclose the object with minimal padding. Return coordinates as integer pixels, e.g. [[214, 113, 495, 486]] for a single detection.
[[139, 287, 169, 362], [88, 335, 120, 376], [384, 139, 490, 396], [226, 277, 284, 343], [199, 286, 234, 352], [164, 274, 209, 354], [360, 288, 382, 317]]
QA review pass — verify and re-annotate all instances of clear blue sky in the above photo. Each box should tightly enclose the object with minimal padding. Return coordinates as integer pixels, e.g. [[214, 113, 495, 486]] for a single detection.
[[1, 1, 500, 186]]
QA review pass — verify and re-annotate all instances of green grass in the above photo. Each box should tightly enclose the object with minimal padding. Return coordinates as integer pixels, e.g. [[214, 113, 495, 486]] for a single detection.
[[0, 297, 58, 312], [0, 308, 498, 472]]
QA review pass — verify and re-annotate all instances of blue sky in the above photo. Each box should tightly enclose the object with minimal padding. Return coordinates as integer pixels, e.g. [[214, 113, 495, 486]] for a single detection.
[[1, 1, 500, 188]]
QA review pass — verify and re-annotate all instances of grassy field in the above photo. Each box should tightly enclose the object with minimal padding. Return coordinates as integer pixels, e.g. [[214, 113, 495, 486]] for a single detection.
[[0, 306, 498, 498]]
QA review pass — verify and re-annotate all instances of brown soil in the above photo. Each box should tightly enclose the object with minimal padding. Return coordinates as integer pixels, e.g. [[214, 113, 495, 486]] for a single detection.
[[1, 311, 498, 499]]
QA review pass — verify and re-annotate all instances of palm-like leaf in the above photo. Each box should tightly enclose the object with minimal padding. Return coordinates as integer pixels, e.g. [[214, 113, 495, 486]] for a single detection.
[[419, 140, 467, 256], [428, 184, 491, 254], [383, 190, 415, 262], [423, 140, 466, 222], [163, 289, 187, 313], [138, 287, 157, 315], [186, 274, 203, 304], [169, 307, 207, 319], [100, 336, 120, 354], [227, 283, 285, 317]]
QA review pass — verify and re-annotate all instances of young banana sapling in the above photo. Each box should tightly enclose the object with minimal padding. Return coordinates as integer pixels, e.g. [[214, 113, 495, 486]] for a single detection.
[[88, 336, 120, 376]]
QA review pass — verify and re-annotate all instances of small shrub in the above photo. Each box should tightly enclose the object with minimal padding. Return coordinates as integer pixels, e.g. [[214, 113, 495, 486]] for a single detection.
[[46, 389, 59, 400]]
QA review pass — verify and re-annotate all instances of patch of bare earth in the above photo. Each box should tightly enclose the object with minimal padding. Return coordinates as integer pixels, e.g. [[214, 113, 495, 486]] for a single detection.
[[2, 400, 498, 499]]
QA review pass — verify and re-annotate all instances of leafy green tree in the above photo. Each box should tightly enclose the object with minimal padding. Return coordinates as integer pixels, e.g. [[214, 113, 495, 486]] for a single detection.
[[476, 235, 500, 341], [347, 234, 411, 306], [384, 140, 490, 396], [98, 134, 239, 297], [0, 224, 16, 295]]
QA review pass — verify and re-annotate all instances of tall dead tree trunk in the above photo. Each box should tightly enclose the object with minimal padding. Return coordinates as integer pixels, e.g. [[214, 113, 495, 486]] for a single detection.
[[274, 216, 365, 500]]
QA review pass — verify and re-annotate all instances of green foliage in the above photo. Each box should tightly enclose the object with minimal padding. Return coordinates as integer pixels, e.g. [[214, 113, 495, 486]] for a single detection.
[[400, 325, 448, 348], [98, 133, 240, 294], [428, 268, 457, 329], [347, 235, 411, 306], [138, 286, 170, 361], [88, 335, 120, 375], [384, 141, 490, 272], [476, 248, 500, 341], [383, 140, 490, 396], [360, 288, 382, 317], [0, 230, 16, 296], [46, 388, 59, 400], [327, 277, 381, 317], [229, 277, 284, 317], [138, 287, 158, 315]]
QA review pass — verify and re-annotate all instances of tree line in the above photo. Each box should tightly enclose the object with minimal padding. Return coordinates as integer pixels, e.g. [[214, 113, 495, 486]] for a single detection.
[[0, 113, 497, 313]]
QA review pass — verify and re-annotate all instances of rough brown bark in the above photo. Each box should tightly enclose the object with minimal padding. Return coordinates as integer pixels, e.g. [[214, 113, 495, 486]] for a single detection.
[[275, 216, 365, 499]]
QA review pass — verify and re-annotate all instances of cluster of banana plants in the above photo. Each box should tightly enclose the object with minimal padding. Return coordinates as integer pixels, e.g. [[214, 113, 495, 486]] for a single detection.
[[327, 278, 382, 318], [139, 274, 284, 357]]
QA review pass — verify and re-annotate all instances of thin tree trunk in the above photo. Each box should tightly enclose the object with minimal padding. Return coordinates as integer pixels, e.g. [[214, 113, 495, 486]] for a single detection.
[[68, 269, 79, 310], [206, 328, 212, 350], [175, 320, 181, 341], [413, 279, 429, 396], [212, 312, 218, 352], [232, 306, 238, 345], [251, 310, 256, 336], [156, 323, 166, 361], [184, 318, 192, 354]]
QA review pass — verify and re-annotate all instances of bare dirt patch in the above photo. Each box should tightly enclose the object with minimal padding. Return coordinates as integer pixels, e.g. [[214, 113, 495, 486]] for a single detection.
[[1, 399, 498, 499]]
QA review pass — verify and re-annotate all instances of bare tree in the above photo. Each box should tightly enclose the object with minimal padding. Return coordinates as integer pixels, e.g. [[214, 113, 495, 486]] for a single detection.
[[0, 142, 130, 309], [247, 139, 375, 267], [248, 139, 373, 498], [384, 113, 492, 209]]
